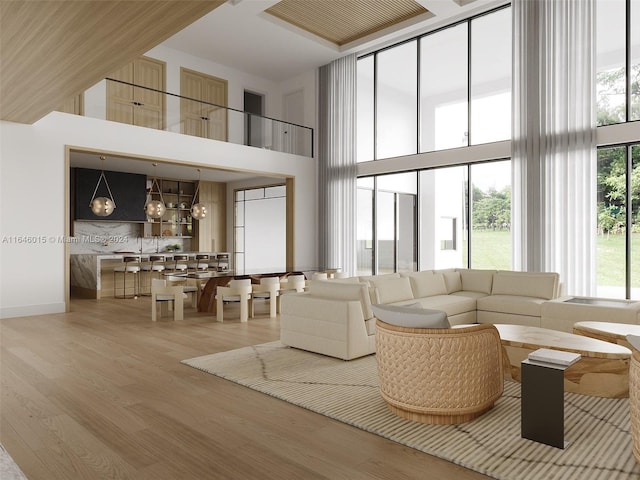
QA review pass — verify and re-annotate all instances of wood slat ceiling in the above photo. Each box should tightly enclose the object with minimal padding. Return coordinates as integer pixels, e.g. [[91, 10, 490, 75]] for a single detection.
[[265, 0, 433, 47], [0, 0, 225, 124]]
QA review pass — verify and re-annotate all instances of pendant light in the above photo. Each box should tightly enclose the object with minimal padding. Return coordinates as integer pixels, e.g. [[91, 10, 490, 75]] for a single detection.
[[191, 168, 207, 220], [145, 163, 166, 219], [89, 155, 116, 217]]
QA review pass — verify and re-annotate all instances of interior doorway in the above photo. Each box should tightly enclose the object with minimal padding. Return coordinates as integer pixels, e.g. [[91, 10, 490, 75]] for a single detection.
[[244, 90, 265, 148]]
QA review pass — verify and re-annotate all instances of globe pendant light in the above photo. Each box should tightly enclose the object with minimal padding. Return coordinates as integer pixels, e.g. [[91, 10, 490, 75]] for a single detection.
[[145, 163, 166, 219], [89, 155, 116, 217], [191, 168, 207, 220]]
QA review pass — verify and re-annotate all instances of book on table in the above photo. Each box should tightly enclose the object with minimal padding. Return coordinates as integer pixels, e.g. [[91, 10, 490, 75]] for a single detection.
[[528, 348, 581, 367]]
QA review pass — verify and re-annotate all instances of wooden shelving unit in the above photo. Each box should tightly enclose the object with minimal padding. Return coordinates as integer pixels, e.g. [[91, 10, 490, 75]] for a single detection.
[[145, 178, 196, 238]]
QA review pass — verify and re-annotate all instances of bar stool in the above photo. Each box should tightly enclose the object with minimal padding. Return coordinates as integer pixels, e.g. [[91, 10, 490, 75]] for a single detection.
[[140, 255, 166, 295], [188, 254, 210, 272], [113, 256, 141, 299], [165, 254, 188, 274]]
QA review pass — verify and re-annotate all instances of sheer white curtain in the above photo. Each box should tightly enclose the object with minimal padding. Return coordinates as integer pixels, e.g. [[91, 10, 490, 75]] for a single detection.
[[318, 54, 357, 275], [512, 0, 597, 295]]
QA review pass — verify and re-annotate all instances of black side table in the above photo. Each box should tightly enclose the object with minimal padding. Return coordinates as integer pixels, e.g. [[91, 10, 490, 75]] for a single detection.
[[521, 359, 569, 449]]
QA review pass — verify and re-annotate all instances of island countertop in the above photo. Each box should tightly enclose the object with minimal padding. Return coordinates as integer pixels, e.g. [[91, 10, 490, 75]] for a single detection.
[[70, 252, 229, 298]]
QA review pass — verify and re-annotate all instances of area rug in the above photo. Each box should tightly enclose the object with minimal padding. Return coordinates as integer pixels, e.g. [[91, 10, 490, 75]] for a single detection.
[[182, 341, 640, 480]]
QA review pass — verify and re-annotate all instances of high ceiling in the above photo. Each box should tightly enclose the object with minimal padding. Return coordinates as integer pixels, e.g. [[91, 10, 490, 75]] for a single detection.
[[162, 0, 502, 82], [0, 0, 502, 125]]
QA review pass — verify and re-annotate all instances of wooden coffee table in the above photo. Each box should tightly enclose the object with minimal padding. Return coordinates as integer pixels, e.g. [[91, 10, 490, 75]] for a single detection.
[[494, 324, 631, 398], [573, 321, 640, 350]]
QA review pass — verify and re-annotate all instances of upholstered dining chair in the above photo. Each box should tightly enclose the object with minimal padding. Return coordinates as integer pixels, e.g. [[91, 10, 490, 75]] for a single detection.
[[278, 274, 306, 312], [375, 316, 504, 425], [215, 278, 253, 322], [251, 276, 280, 318], [151, 278, 185, 321]]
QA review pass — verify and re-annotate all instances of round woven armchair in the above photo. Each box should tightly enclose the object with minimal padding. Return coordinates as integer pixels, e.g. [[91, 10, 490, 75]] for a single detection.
[[375, 321, 504, 425]]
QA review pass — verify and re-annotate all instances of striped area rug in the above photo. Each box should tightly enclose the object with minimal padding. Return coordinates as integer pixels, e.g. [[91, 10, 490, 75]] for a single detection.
[[182, 341, 640, 480]]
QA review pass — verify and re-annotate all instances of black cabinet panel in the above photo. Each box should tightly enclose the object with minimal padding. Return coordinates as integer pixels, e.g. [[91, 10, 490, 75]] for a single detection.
[[74, 168, 147, 221]]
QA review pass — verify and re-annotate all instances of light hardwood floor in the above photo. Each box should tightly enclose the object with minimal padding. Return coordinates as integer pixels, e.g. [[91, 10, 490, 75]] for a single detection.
[[1, 297, 491, 480]]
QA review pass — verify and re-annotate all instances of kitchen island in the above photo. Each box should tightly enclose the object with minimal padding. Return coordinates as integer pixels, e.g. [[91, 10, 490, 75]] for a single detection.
[[70, 252, 229, 298]]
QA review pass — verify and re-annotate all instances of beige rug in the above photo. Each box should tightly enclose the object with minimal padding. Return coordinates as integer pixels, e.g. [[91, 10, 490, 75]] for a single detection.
[[182, 341, 640, 480]]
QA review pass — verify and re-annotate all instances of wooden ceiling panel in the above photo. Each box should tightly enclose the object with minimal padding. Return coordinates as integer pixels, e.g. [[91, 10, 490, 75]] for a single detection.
[[266, 0, 433, 46], [0, 1, 224, 124]]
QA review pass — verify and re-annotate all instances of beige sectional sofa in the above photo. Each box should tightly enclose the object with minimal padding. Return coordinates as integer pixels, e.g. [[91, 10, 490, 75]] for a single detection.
[[279, 268, 562, 359]]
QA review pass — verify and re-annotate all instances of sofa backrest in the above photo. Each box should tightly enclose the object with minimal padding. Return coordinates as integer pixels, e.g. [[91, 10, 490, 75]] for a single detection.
[[458, 269, 496, 294], [308, 281, 374, 320], [491, 271, 559, 300], [366, 276, 414, 304], [433, 269, 462, 293], [402, 271, 447, 298]]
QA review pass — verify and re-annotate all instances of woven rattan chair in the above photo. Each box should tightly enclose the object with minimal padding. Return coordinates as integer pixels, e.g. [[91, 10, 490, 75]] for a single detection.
[[375, 321, 504, 425], [628, 335, 640, 463]]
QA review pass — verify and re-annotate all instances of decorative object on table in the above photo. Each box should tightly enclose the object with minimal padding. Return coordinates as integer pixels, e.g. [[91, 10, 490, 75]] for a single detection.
[[89, 155, 116, 217], [165, 244, 181, 252], [190, 168, 208, 220], [144, 163, 166, 219]]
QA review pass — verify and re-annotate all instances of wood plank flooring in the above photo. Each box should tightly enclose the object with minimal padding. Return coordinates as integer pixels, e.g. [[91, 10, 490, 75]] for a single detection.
[[1, 297, 491, 479]]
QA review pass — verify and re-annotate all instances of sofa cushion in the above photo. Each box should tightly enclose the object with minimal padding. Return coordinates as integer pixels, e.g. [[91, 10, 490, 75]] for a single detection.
[[492, 271, 559, 300], [436, 269, 462, 294], [459, 269, 495, 294], [308, 281, 374, 320], [374, 277, 414, 304], [405, 271, 447, 298], [477, 294, 546, 317], [372, 304, 450, 329]]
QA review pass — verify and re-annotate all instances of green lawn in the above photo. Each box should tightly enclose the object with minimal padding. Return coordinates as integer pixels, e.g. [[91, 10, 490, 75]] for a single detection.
[[468, 230, 639, 288]]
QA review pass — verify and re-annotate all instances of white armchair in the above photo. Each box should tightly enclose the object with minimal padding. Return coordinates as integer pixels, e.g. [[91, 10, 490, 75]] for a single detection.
[[216, 278, 253, 322]]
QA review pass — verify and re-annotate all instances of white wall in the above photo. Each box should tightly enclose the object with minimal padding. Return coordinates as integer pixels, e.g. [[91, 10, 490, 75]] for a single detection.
[[0, 112, 317, 318]]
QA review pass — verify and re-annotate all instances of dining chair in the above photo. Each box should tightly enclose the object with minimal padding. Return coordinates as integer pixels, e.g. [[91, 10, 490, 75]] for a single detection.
[[216, 278, 253, 322], [151, 278, 185, 321], [251, 276, 280, 318]]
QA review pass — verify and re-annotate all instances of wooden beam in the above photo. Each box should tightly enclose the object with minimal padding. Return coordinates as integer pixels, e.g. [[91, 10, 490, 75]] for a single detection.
[[0, 0, 224, 124]]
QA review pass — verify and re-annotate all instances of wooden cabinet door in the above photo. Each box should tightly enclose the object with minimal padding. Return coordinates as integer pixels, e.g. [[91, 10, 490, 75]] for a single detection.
[[134, 57, 165, 129], [107, 62, 136, 124], [106, 56, 165, 129], [180, 68, 228, 141]]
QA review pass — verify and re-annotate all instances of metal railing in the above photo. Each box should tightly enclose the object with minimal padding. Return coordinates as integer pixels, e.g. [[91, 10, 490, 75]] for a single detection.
[[99, 78, 314, 157]]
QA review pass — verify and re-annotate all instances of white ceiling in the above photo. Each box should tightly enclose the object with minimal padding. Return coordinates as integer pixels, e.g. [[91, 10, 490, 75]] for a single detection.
[[162, 0, 505, 82]]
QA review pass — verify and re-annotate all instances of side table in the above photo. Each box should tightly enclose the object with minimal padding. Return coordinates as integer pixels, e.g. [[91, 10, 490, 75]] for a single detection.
[[521, 359, 570, 449]]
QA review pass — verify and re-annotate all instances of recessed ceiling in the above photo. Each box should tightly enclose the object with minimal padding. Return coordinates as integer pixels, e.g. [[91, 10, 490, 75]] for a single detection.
[[265, 0, 433, 46]]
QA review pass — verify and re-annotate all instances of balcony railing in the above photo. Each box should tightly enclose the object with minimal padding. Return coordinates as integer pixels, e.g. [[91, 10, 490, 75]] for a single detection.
[[85, 78, 314, 157]]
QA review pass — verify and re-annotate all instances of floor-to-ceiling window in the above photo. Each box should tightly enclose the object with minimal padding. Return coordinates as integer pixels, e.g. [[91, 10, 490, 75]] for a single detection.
[[418, 165, 468, 270], [594, 0, 640, 299], [470, 161, 512, 269], [355, 1, 639, 287], [358, 159, 511, 275], [596, 144, 640, 299], [376, 172, 417, 274], [359, 5, 511, 162], [469, 7, 512, 145]]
